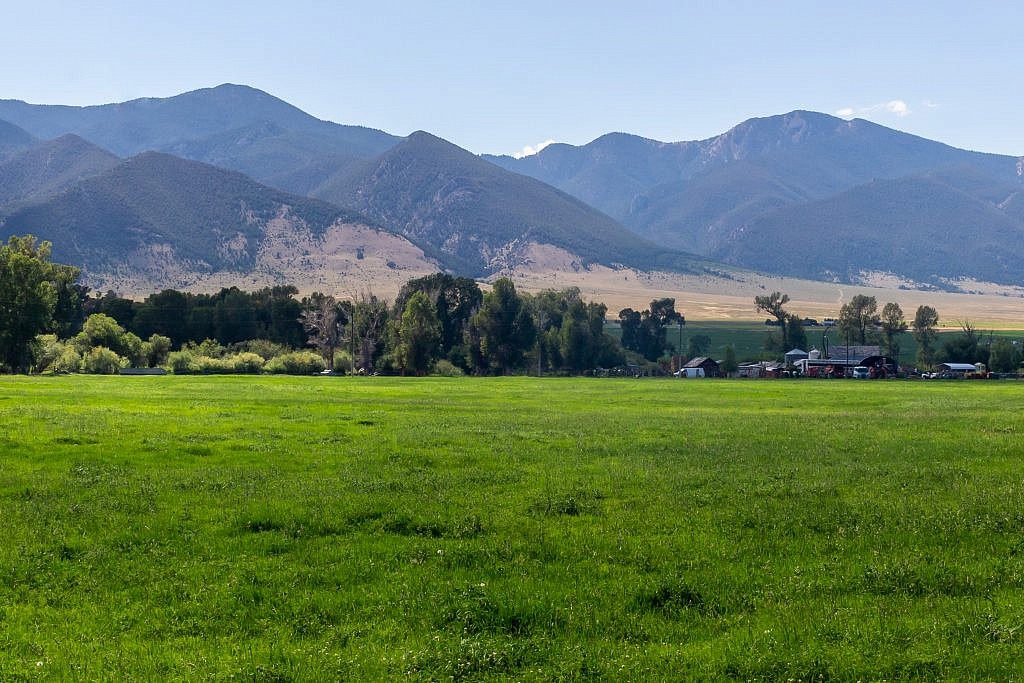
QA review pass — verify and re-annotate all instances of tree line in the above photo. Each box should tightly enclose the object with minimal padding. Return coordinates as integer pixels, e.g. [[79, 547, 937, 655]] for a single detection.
[[4, 235, 1021, 375], [1, 236, 691, 375], [755, 290, 1023, 372]]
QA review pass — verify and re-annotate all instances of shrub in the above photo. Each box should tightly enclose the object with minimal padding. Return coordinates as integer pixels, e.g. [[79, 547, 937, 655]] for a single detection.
[[193, 355, 235, 374], [121, 332, 146, 367], [333, 350, 353, 374], [231, 352, 265, 374], [145, 334, 172, 367], [34, 335, 83, 373], [81, 347, 127, 374], [264, 351, 326, 375], [434, 359, 464, 377], [51, 347, 83, 374], [185, 338, 228, 358], [233, 339, 290, 360], [166, 350, 198, 374], [32, 334, 63, 372], [78, 314, 126, 353]]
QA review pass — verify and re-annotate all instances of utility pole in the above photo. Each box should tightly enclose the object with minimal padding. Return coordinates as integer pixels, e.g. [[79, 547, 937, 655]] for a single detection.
[[536, 310, 547, 377], [845, 328, 851, 377], [350, 304, 357, 375], [677, 315, 686, 372]]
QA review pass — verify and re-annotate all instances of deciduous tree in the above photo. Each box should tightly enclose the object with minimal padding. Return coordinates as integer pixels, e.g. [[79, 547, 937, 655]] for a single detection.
[[880, 302, 907, 358], [756, 291, 791, 349], [912, 305, 939, 368], [0, 236, 79, 372], [300, 293, 347, 372], [397, 291, 441, 375], [838, 295, 879, 345], [988, 338, 1019, 374], [470, 278, 536, 373], [722, 345, 738, 376]]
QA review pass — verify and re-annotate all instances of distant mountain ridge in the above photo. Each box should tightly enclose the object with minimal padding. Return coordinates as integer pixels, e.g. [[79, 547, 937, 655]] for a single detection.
[[0, 134, 120, 205], [0, 85, 400, 181], [0, 118, 37, 159], [2, 85, 1024, 289], [490, 111, 1024, 286], [296, 130, 705, 276], [489, 111, 1021, 224], [0, 87, 712, 289], [0, 152, 437, 293]]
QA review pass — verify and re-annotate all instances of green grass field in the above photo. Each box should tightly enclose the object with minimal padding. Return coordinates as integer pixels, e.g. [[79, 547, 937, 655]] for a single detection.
[[2, 376, 1024, 680]]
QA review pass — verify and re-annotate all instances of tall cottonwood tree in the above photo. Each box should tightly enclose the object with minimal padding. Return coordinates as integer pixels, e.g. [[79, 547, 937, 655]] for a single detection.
[[300, 293, 347, 372], [838, 295, 879, 345], [351, 293, 389, 373], [618, 298, 683, 361], [470, 278, 536, 373], [880, 302, 908, 358], [912, 305, 940, 368], [755, 291, 791, 349], [393, 274, 481, 363], [0, 236, 79, 372], [397, 291, 441, 375]]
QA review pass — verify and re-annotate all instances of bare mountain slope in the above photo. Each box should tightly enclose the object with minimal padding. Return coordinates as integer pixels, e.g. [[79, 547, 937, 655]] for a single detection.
[[0, 152, 437, 293], [304, 131, 708, 276]]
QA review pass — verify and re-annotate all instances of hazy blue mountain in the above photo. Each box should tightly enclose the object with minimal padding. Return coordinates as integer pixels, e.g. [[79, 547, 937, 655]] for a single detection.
[[0, 152, 375, 272], [0, 134, 120, 205], [0, 118, 37, 159], [490, 111, 1024, 283], [713, 169, 1024, 285], [491, 111, 1020, 225], [0, 84, 400, 177], [5, 84, 1023, 286], [304, 130, 706, 276]]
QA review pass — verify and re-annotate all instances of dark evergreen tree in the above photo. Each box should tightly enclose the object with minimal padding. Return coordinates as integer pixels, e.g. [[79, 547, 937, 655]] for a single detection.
[[470, 278, 536, 373]]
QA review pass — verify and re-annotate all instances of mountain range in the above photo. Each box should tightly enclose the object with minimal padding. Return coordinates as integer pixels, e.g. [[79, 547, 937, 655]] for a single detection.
[[488, 111, 1024, 284], [1, 85, 1022, 294]]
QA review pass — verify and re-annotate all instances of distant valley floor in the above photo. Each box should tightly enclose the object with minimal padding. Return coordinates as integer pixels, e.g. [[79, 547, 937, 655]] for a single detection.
[[85, 240, 1024, 326]]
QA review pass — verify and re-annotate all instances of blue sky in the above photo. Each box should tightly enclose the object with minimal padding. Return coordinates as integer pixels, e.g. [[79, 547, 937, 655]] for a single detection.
[[2, 1, 1021, 155]]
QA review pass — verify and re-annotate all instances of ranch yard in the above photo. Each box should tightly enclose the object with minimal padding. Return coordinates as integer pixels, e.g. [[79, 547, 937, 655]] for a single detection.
[[2, 376, 1024, 680]]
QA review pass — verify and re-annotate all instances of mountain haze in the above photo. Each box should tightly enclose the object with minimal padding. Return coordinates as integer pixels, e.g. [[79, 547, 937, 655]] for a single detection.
[[2, 84, 1023, 291], [0, 85, 400, 180], [0, 119, 37, 159], [0, 134, 120, 205], [0, 152, 436, 293], [305, 131, 706, 276], [716, 170, 1024, 285], [491, 111, 1024, 285]]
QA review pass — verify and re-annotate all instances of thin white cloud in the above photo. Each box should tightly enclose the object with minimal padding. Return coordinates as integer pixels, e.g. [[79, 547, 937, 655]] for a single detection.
[[884, 100, 910, 117], [512, 139, 556, 159], [922, 100, 940, 109], [836, 99, 914, 119]]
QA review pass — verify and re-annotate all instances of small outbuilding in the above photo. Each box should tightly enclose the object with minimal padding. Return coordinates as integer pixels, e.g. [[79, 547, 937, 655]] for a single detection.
[[937, 362, 977, 376], [738, 362, 764, 378], [826, 345, 881, 364], [681, 356, 721, 378], [784, 348, 809, 365]]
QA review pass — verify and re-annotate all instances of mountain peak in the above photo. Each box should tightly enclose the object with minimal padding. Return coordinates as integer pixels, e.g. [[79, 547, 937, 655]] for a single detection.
[[405, 130, 448, 144], [388, 130, 481, 165]]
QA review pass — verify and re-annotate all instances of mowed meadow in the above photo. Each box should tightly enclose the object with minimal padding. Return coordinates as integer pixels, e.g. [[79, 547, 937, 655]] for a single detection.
[[2, 377, 1024, 680]]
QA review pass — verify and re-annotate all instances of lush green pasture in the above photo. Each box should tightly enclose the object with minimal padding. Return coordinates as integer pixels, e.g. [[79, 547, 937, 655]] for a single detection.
[[2, 376, 1024, 680]]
